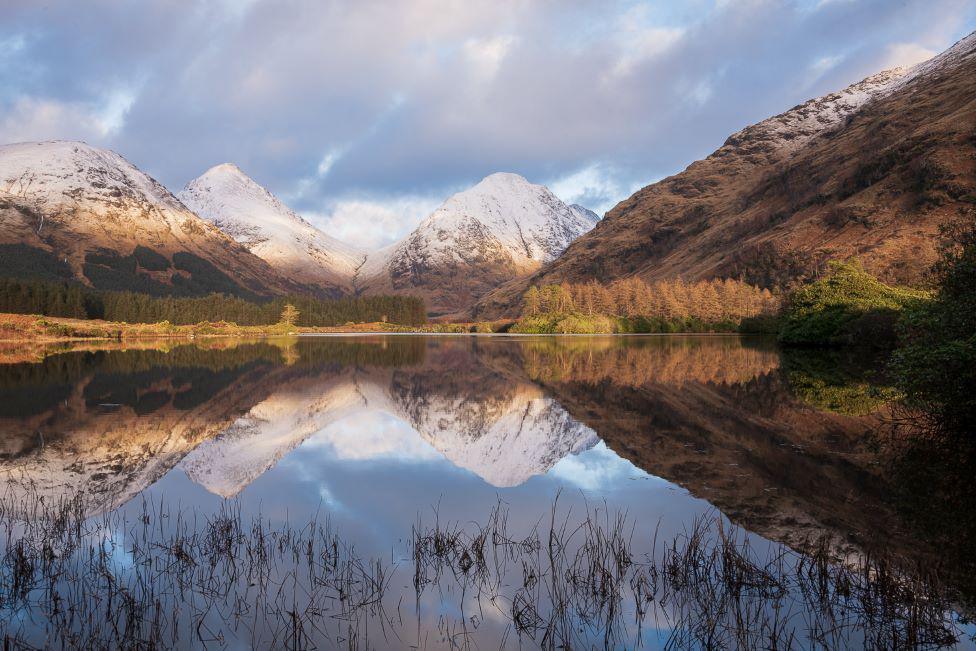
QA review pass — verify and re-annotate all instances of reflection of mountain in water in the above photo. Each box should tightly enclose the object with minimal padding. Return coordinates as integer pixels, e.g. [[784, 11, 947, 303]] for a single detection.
[[0, 343, 285, 512], [181, 368, 366, 497], [0, 338, 605, 510], [183, 342, 600, 493], [0, 335, 957, 580]]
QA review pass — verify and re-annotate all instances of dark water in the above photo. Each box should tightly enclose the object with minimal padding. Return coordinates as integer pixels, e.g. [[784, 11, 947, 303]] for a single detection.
[[0, 335, 973, 649]]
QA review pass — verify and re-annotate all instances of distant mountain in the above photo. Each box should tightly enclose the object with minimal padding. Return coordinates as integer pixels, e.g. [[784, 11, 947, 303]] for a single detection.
[[568, 203, 601, 224], [0, 141, 295, 297], [179, 164, 365, 296], [357, 173, 599, 317], [476, 31, 976, 317]]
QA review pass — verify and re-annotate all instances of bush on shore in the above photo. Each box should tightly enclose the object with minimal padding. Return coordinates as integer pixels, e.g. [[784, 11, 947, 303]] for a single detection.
[[892, 220, 976, 438], [778, 260, 929, 347]]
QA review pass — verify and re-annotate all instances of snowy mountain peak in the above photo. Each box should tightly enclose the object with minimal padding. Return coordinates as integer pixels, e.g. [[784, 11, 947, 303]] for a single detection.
[[179, 164, 365, 291], [357, 172, 598, 315], [415, 170, 597, 265], [569, 204, 601, 224], [0, 140, 182, 211]]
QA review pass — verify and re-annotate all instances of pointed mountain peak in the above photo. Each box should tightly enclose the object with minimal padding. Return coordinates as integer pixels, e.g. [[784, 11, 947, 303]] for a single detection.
[[179, 163, 365, 289], [475, 171, 533, 188], [200, 162, 247, 177]]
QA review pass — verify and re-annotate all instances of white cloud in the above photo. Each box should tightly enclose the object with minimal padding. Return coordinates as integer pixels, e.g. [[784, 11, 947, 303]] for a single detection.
[[303, 194, 443, 250], [547, 163, 641, 216], [0, 96, 102, 143], [609, 4, 685, 78], [548, 441, 650, 491], [880, 42, 938, 69], [316, 148, 344, 177], [95, 88, 137, 136], [463, 35, 515, 78]]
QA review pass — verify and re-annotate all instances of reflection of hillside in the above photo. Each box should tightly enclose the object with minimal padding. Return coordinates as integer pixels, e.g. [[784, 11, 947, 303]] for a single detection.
[[517, 339, 973, 592], [3, 333, 966, 599], [0, 343, 288, 514], [521, 336, 780, 387]]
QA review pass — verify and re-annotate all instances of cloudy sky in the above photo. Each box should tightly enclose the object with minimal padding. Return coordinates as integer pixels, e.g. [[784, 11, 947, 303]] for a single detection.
[[1, 0, 973, 249]]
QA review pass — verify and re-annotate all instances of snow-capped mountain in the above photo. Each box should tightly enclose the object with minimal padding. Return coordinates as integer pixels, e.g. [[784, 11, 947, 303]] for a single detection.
[[358, 172, 599, 316], [722, 67, 909, 156], [0, 141, 291, 296], [179, 164, 365, 294]]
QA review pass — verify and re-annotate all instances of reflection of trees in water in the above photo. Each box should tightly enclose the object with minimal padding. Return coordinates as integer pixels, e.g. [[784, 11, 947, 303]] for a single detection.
[[521, 336, 780, 386], [780, 346, 899, 416], [518, 337, 976, 619], [882, 432, 976, 609]]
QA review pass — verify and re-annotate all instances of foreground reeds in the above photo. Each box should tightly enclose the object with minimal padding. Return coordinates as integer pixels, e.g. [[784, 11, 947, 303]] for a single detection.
[[0, 489, 967, 649]]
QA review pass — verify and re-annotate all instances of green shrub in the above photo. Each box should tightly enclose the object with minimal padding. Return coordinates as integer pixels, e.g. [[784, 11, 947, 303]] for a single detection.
[[553, 315, 616, 334], [892, 220, 976, 438], [510, 316, 560, 334], [779, 260, 929, 346]]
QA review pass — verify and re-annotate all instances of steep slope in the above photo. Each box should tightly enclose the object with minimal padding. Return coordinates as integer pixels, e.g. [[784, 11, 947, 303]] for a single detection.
[[477, 32, 976, 317], [0, 141, 295, 297], [179, 164, 365, 296], [358, 173, 599, 317]]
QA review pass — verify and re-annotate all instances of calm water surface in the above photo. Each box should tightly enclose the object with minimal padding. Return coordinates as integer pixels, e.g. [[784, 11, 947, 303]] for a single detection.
[[0, 335, 973, 649]]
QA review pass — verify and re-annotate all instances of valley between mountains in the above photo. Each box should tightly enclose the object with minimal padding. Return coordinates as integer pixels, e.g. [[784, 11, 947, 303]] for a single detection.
[[1, 31, 973, 319]]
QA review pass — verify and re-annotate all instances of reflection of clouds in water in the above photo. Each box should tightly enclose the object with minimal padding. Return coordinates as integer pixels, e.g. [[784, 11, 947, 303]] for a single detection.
[[301, 411, 441, 462], [278, 455, 347, 513], [548, 441, 653, 491]]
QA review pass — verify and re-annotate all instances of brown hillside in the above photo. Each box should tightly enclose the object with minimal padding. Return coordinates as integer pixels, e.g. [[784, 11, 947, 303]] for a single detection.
[[476, 32, 976, 317]]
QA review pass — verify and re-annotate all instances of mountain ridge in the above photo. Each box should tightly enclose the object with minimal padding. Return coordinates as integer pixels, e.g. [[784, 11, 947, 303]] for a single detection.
[[475, 31, 976, 318], [0, 140, 300, 297]]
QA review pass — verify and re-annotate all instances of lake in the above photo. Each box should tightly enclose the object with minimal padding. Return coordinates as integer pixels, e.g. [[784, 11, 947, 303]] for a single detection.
[[0, 335, 973, 649]]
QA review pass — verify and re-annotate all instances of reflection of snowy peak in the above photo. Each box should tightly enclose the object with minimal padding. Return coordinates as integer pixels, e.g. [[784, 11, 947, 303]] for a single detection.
[[0, 364, 271, 516], [179, 364, 599, 496], [181, 373, 366, 497], [392, 383, 599, 487], [179, 164, 365, 293]]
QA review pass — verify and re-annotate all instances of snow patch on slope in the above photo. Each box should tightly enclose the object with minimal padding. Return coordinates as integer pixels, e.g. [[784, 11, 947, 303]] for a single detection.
[[179, 164, 365, 287]]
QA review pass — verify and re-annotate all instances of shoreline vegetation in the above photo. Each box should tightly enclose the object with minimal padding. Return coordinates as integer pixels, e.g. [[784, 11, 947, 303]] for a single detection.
[[510, 277, 780, 335]]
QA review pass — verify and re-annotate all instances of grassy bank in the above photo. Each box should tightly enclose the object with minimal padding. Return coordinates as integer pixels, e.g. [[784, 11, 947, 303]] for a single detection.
[[0, 313, 522, 342]]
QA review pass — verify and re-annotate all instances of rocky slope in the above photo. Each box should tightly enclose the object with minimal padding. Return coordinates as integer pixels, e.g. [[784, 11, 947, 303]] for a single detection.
[[179, 164, 365, 296], [358, 173, 599, 317], [477, 31, 976, 317], [0, 141, 296, 297]]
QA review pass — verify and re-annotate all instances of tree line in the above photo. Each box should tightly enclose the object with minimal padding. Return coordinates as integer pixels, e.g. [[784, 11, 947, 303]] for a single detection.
[[0, 278, 427, 327], [522, 277, 779, 323]]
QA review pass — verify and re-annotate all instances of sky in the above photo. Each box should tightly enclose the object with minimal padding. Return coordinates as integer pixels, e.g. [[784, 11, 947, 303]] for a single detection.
[[1, 0, 974, 250]]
